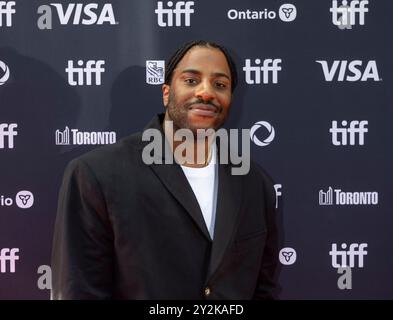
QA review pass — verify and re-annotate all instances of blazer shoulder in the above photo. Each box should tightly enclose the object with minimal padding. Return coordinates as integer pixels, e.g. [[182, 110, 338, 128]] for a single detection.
[[62, 132, 145, 181]]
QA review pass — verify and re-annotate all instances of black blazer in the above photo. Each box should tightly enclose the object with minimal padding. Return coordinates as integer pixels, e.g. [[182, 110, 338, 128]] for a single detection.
[[51, 114, 278, 300]]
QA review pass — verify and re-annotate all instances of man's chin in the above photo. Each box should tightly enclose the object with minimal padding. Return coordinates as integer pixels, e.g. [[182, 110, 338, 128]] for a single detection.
[[188, 121, 217, 132], [188, 113, 220, 129]]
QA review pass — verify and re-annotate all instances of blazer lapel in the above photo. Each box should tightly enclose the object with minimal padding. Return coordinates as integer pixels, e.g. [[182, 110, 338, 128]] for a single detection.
[[138, 114, 244, 273], [149, 163, 212, 241], [207, 163, 243, 280], [139, 114, 211, 241]]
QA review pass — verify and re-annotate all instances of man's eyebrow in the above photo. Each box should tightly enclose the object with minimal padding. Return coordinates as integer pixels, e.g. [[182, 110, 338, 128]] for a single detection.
[[181, 69, 231, 81]]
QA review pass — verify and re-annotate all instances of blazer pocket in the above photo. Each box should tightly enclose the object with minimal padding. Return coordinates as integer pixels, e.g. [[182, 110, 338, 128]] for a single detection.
[[233, 229, 267, 253]]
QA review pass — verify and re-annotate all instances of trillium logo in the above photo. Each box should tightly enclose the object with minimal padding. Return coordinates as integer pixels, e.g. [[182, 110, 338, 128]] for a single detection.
[[227, 3, 297, 22], [0, 60, 10, 85], [250, 121, 275, 146], [279, 247, 297, 265], [279, 4, 297, 22], [15, 191, 34, 209], [0, 190, 34, 209]]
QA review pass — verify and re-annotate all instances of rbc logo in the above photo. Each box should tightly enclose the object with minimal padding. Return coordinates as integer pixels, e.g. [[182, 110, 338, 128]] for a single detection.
[[243, 59, 282, 84], [155, 1, 194, 27], [146, 60, 165, 85]]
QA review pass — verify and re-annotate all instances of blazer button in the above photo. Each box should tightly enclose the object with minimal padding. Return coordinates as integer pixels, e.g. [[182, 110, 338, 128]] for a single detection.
[[204, 286, 211, 297]]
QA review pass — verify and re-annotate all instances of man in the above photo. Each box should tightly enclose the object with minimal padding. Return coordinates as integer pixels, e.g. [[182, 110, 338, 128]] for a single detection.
[[51, 40, 278, 299]]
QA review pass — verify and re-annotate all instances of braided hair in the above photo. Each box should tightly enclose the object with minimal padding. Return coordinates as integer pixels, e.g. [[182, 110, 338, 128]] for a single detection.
[[164, 40, 238, 93]]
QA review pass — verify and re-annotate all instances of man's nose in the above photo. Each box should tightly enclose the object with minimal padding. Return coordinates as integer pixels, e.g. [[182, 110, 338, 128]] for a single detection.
[[195, 81, 215, 102]]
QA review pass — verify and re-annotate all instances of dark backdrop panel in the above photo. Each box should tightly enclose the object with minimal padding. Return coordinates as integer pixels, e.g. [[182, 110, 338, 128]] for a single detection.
[[0, 0, 392, 299]]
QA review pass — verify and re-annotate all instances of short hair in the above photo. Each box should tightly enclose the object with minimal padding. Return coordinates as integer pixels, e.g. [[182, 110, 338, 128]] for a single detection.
[[164, 40, 238, 93]]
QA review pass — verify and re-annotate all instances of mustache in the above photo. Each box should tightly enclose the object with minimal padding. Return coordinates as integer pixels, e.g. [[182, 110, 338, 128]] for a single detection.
[[185, 99, 221, 111]]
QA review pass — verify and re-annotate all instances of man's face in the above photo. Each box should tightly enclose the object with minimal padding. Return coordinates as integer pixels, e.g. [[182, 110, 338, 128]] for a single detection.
[[162, 46, 232, 133]]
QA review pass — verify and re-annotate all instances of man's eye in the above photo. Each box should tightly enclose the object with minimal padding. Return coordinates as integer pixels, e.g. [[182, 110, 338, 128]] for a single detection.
[[215, 82, 227, 89], [185, 78, 197, 84]]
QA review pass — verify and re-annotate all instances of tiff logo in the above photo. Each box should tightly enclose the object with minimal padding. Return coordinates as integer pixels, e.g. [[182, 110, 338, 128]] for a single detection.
[[274, 184, 282, 209], [0, 248, 19, 273], [146, 60, 165, 85], [0, 123, 17, 149], [65, 60, 105, 86], [155, 1, 194, 27], [329, 243, 367, 268], [330, 0, 368, 29], [243, 59, 282, 84], [316, 60, 380, 82], [330, 120, 368, 146], [0, 1, 15, 27]]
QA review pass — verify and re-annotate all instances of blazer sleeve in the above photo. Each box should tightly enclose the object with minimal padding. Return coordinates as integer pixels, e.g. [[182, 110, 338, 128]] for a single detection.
[[51, 158, 114, 299], [253, 170, 279, 300]]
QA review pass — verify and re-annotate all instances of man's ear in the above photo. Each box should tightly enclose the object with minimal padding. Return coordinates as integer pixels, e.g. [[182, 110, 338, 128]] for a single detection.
[[162, 84, 170, 108]]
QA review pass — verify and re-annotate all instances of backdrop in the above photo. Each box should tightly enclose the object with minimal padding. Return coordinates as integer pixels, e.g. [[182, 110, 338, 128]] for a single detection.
[[0, 0, 392, 299]]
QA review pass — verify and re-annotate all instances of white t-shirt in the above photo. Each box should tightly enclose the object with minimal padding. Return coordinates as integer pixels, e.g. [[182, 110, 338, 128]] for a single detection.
[[180, 143, 218, 240]]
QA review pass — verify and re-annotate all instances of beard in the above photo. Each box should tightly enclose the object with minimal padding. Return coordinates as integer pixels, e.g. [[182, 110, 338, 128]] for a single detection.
[[165, 89, 229, 135]]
